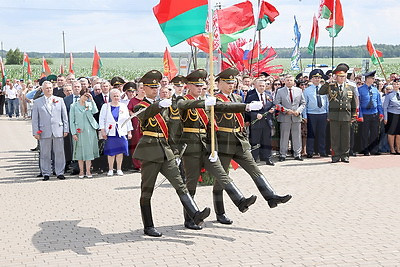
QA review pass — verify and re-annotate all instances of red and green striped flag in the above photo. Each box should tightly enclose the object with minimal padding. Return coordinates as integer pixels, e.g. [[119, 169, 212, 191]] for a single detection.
[[69, 53, 75, 74], [92, 47, 102, 77], [23, 52, 32, 79], [216, 1, 255, 51], [42, 57, 51, 76], [153, 0, 208, 47], [319, 0, 344, 38], [366, 37, 384, 65], [307, 15, 319, 54], [257, 1, 279, 31], [0, 57, 6, 86]]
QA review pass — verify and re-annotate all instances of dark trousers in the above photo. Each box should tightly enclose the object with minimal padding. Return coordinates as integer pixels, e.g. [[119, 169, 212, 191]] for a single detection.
[[361, 113, 380, 154], [330, 120, 351, 160], [306, 113, 328, 155], [249, 124, 272, 161], [0, 95, 5, 115]]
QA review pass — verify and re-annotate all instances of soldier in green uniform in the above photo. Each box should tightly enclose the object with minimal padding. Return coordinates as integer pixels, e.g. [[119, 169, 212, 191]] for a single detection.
[[213, 68, 292, 224], [178, 69, 258, 230], [168, 75, 186, 155], [132, 70, 210, 237], [319, 64, 357, 163]]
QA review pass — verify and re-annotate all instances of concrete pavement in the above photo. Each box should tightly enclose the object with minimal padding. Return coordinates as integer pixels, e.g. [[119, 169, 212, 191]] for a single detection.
[[1, 116, 400, 266]]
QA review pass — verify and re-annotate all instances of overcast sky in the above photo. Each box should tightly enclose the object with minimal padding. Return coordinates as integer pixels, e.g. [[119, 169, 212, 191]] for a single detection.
[[0, 0, 399, 53]]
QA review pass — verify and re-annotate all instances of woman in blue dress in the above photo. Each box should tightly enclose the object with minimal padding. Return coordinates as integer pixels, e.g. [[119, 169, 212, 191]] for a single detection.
[[99, 89, 133, 176]]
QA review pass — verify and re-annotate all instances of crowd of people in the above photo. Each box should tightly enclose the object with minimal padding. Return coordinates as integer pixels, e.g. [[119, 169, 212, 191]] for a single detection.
[[1, 65, 399, 236]]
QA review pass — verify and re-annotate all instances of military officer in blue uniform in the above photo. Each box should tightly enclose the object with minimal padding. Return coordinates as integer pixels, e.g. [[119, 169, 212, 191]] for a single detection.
[[357, 70, 383, 156]]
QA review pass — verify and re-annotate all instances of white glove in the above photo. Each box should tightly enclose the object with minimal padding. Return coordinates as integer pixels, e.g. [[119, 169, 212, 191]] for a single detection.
[[204, 96, 216, 106], [208, 151, 218, 163], [247, 101, 263, 111], [159, 98, 172, 108], [175, 157, 181, 166]]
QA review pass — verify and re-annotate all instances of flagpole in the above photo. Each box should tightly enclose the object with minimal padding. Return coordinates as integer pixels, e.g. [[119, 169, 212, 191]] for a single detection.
[[250, 0, 262, 76], [331, 0, 336, 70], [208, 2, 216, 157], [375, 53, 387, 81], [62, 31, 66, 70]]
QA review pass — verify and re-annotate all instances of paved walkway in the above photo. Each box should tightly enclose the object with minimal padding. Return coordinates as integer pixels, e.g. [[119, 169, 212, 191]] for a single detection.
[[1, 116, 400, 266]]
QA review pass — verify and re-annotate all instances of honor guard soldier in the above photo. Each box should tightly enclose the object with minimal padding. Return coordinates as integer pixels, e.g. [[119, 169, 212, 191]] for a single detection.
[[110, 76, 125, 90], [319, 64, 357, 163], [214, 68, 292, 224], [179, 69, 257, 230], [169, 75, 187, 155], [133, 70, 210, 237], [357, 70, 383, 156]]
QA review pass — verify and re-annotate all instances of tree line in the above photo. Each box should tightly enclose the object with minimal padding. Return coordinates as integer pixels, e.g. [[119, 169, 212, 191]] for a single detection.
[[2, 44, 400, 65]]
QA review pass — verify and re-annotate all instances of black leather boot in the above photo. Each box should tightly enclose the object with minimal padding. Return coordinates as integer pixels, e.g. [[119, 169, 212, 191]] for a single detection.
[[224, 182, 257, 213], [141, 205, 162, 237], [254, 175, 292, 208], [180, 193, 211, 230], [213, 190, 233, 224]]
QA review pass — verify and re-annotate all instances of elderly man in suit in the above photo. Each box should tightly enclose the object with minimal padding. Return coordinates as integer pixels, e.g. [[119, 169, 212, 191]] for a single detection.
[[32, 81, 69, 181], [274, 75, 306, 161], [93, 81, 111, 122], [245, 78, 275, 165]]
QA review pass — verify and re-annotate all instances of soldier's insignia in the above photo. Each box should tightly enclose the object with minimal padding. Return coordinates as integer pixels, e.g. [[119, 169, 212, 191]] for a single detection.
[[347, 91, 353, 98], [153, 79, 157, 83], [229, 75, 233, 79], [198, 78, 202, 82]]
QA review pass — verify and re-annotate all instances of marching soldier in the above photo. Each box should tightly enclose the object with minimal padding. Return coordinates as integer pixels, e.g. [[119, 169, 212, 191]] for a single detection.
[[319, 64, 357, 163], [179, 69, 257, 230], [133, 70, 210, 237], [213, 68, 292, 224]]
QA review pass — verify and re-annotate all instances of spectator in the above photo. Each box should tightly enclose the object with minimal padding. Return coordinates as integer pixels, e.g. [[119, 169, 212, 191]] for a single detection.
[[31, 81, 69, 181], [6, 80, 19, 119], [99, 89, 133, 176], [92, 84, 102, 96], [53, 75, 66, 98], [383, 80, 400, 154], [63, 84, 73, 97], [19, 82, 29, 119], [69, 89, 99, 178], [93, 81, 111, 122], [66, 73, 76, 85], [159, 87, 170, 100]]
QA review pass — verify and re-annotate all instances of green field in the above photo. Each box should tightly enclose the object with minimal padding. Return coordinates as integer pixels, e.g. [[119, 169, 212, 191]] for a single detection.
[[3, 57, 399, 81]]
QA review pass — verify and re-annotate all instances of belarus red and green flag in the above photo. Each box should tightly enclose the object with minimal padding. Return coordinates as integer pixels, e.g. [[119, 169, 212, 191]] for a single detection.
[[216, 1, 255, 51], [23, 52, 32, 79], [0, 57, 6, 86], [257, 1, 279, 31], [42, 57, 51, 76], [319, 0, 344, 38], [367, 37, 384, 65], [153, 0, 208, 47], [307, 15, 319, 54], [92, 47, 102, 77], [69, 53, 75, 74]]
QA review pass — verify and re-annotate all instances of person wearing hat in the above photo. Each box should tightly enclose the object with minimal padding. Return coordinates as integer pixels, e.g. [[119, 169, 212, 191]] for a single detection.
[[132, 70, 211, 237], [178, 69, 257, 230], [110, 76, 125, 90], [120, 82, 136, 106], [357, 70, 383, 156], [302, 69, 329, 158], [319, 63, 357, 163], [213, 68, 291, 224]]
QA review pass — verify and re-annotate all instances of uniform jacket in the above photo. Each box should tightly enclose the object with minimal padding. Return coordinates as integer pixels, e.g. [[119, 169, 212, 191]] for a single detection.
[[168, 94, 184, 154], [274, 86, 306, 123], [319, 82, 357, 121], [98, 103, 133, 137], [32, 95, 69, 138], [215, 93, 250, 155], [133, 98, 175, 163]]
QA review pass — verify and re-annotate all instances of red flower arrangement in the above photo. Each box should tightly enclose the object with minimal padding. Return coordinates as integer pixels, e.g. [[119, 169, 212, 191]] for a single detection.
[[36, 130, 43, 134], [198, 168, 206, 182], [76, 128, 82, 133]]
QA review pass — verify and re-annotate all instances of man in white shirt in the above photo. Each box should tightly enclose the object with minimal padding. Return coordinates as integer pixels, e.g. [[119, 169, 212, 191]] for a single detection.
[[6, 80, 19, 119]]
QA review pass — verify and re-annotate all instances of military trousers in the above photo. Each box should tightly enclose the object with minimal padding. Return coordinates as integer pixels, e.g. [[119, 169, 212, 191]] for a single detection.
[[140, 159, 188, 206], [330, 120, 351, 160], [360, 113, 380, 154], [214, 146, 264, 192], [182, 152, 232, 196]]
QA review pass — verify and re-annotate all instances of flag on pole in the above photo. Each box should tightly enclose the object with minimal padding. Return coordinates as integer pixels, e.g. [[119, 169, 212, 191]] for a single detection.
[[163, 47, 178, 80], [60, 64, 64, 74], [0, 57, 6, 86], [319, 0, 344, 38], [23, 52, 32, 79], [42, 57, 51, 76], [186, 10, 220, 53], [153, 0, 208, 47], [366, 37, 384, 65], [216, 1, 255, 51], [92, 47, 102, 77], [69, 53, 75, 74], [307, 15, 319, 54], [290, 16, 301, 70], [257, 1, 279, 31]]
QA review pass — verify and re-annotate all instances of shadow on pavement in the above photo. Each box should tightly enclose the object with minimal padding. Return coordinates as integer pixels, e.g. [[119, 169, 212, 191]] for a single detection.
[[32, 220, 240, 255], [0, 150, 40, 184]]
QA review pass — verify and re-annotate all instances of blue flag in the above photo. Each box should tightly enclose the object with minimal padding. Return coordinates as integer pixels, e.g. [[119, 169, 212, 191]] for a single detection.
[[291, 16, 301, 70]]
